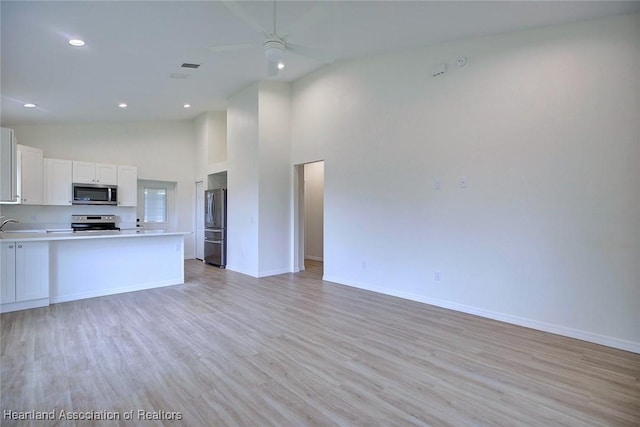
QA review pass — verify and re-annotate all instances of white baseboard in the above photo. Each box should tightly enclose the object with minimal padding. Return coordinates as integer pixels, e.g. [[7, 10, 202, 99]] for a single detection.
[[50, 279, 183, 304], [0, 298, 49, 314], [323, 275, 640, 354], [257, 267, 291, 278]]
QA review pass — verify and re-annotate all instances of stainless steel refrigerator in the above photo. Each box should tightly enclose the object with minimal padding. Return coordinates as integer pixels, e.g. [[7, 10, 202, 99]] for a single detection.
[[204, 188, 227, 267]]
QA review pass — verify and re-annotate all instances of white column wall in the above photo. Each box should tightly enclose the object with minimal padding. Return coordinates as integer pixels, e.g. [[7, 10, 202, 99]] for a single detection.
[[226, 83, 260, 276], [257, 82, 292, 276], [290, 14, 640, 352], [226, 81, 292, 277]]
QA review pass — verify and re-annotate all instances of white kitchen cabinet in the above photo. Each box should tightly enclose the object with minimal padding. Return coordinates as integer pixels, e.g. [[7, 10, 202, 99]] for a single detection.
[[0, 241, 49, 311], [96, 163, 118, 184], [72, 161, 117, 185], [72, 161, 95, 183], [44, 158, 73, 205], [0, 242, 17, 303], [16, 144, 44, 205], [0, 127, 18, 203], [117, 165, 137, 206]]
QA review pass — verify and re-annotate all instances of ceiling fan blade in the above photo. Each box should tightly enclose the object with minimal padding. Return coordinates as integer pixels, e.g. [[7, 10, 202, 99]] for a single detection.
[[267, 60, 278, 77], [221, 0, 269, 36], [208, 43, 259, 53], [280, 4, 330, 39], [286, 43, 333, 64]]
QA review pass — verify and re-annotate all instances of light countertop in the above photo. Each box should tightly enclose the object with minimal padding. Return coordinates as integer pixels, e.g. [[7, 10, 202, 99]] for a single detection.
[[0, 229, 191, 242]]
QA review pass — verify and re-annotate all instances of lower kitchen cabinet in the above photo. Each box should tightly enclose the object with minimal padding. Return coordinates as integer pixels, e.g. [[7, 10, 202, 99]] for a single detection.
[[0, 241, 49, 312]]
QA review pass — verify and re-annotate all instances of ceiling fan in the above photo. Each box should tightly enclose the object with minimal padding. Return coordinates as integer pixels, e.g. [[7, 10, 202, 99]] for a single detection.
[[212, 0, 330, 76]]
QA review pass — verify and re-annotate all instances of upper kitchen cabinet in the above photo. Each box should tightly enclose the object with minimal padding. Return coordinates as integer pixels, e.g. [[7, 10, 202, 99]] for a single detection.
[[117, 165, 137, 207], [44, 158, 72, 205], [73, 161, 117, 185], [0, 127, 18, 203], [16, 145, 44, 205]]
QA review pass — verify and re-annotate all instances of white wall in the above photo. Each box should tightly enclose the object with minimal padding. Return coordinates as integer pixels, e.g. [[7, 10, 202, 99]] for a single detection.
[[194, 111, 227, 181], [258, 81, 292, 276], [290, 14, 640, 352], [6, 120, 197, 258], [304, 161, 324, 261], [226, 83, 260, 276], [226, 81, 292, 277]]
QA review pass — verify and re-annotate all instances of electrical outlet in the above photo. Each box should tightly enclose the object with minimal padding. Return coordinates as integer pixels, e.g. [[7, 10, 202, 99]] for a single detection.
[[459, 177, 468, 189], [434, 180, 442, 190], [434, 271, 441, 281]]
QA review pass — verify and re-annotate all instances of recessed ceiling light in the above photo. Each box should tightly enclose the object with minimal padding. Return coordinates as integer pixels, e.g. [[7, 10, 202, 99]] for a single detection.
[[118, 103, 128, 108], [24, 103, 37, 108], [277, 62, 285, 70], [68, 39, 85, 47], [183, 104, 191, 108]]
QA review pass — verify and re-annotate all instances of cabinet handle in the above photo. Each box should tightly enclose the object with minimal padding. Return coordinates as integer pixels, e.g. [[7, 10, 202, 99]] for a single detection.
[[17, 245, 22, 248], [8, 245, 14, 249]]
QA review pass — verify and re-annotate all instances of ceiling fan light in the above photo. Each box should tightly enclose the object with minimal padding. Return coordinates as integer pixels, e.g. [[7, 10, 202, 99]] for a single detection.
[[264, 39, 285, 63]]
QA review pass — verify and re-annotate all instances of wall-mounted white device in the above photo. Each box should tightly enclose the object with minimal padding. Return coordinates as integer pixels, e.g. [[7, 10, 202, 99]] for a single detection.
[[431, 63, 447, 77]]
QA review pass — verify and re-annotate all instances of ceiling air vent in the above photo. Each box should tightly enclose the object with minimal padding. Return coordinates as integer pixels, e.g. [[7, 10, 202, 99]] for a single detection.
[[181, 63, 200, 69]]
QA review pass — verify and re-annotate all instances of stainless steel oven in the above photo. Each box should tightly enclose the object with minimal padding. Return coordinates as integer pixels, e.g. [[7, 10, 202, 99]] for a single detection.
[[71, 215, 119, 233]]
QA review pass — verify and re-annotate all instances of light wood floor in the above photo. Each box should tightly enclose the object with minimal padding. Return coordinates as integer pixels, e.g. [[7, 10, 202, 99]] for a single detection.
[[1, 260, 639, 426]]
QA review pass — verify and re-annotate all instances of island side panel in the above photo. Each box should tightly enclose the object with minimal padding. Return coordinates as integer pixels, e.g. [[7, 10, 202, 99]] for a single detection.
[[50, 235, 185, 303]]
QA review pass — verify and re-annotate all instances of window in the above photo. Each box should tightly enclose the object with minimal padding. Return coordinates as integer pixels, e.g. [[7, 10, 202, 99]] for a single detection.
[[137, 179, 176, 231], [143, 187, 167, 223]]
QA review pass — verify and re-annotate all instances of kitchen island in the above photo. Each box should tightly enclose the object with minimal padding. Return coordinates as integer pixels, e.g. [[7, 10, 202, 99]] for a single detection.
[[0, 230, 190, 313]]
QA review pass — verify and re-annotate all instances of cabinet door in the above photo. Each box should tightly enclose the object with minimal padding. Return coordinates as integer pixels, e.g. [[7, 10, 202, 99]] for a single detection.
[[15, 241, 49, 301], [72, 161, 96, 183], [17, 145, 43, 205], [44, 158, 72, 205], [117, 165, 137, 206], [0, 127, 18, 202], [0, 242, 16, 304], [95, 163, 117, 185]]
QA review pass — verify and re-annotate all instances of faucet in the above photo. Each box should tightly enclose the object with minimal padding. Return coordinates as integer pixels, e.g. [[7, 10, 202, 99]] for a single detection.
[[0, 217, 20, 231]]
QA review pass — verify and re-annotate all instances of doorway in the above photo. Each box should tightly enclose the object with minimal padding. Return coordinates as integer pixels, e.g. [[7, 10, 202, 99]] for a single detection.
[[294, 161, 324, 276]]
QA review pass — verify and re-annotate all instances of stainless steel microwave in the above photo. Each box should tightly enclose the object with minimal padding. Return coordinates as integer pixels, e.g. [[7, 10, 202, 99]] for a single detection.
[[72, 183, 118, 205]]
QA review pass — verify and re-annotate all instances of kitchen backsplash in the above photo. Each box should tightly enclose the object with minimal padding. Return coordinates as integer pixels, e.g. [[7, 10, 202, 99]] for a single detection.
[[1, 205, 137, 231]]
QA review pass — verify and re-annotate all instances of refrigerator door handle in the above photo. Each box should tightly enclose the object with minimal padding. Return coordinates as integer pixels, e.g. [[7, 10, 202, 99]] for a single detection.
[[212, 193, 216, 227], [206, 192, 213, 225]]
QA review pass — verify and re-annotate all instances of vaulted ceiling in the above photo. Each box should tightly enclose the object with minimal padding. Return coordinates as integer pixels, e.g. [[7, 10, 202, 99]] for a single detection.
[[2, 1, 638, 125]]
